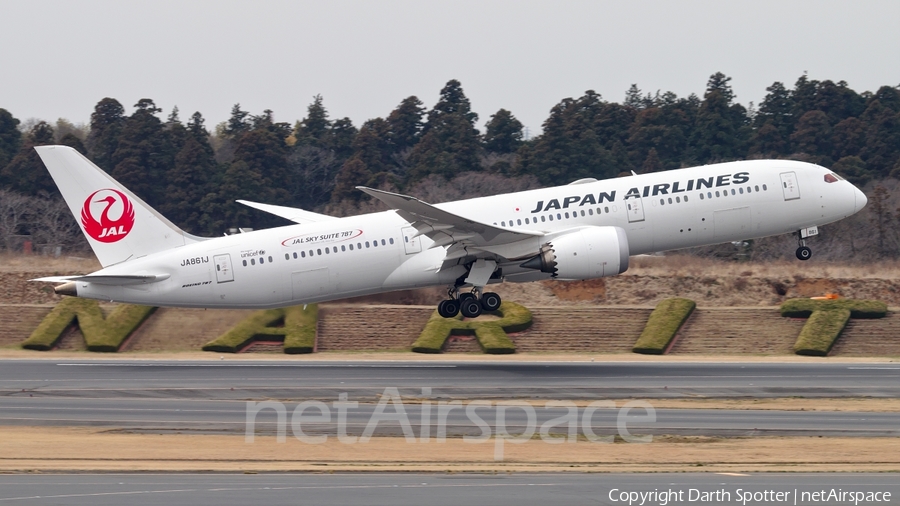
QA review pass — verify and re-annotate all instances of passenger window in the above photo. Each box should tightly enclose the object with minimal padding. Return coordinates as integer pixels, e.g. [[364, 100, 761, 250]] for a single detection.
[[317, 249, 322, 255], [260, 257, 265, 264], [731, 189, 736, 195], [242, 260, 247, 266], [604, 207, 609, 213], [373, 241, 377, 247], [293, 252, 298, 259], [541, 216, 546, 222], [301, 251, 306, 258], [358, 243, 362, 249], [365, 242, 370, 248], [501, 221, 506, 227], [668, 198, 673, 204], [557, 213, 562, 220], [549, 215, 554, 221], [342, 245, 346, 251], [251, 258, 256, 265], [285, 253, 289, 260], [716, 191, 720, 197], [660, 199, 665, 205], [389, 238, 394, 244], [763, 184, 768, 191], [525, 218, 530, 224], [676, 196, 681, 203], [707, 192, 712, 198], [349, 244, 354, 250], [684, 195, 689, 202], [700, 193, 705, 200], [588, 209, 593, 215], [381, 239, 386, 246], [325, 247, 330, 254], [739, 188, 744, 194], [581, 210, 585, 217], [268, 256, 273, 262], [517, 219, 522, 226]]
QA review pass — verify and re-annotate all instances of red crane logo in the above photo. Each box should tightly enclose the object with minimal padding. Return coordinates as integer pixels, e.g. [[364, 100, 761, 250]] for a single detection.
[[81, 189, 135, 243]]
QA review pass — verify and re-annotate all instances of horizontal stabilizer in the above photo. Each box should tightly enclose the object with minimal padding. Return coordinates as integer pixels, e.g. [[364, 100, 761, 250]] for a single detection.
[[237, 200, 337, 225], [31, 274, 171, 286]]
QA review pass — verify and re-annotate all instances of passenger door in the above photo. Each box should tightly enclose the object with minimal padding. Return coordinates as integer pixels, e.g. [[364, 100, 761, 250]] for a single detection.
[[626, 197, 645, 223], [213, 254, 234, 283], [780, 172, 800, 201]]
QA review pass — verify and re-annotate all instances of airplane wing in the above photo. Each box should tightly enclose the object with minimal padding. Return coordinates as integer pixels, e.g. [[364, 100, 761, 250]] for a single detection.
[[236, 200, 338, 225], [32, 274, 171, 285], [357, 186, 542, 263]]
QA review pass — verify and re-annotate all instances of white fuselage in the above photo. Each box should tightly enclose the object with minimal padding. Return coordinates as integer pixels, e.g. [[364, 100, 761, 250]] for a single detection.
[[76, 160, 864, 308]]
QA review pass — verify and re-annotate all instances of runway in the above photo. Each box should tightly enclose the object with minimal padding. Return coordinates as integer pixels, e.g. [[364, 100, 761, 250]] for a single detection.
[[0, 473, 897, 506], [3, 359, 900, 399], [1, 359, 899, 437]]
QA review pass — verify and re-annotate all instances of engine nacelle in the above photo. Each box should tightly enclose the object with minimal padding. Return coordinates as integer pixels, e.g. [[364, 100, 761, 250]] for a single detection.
[[520, 226, 629, 280]]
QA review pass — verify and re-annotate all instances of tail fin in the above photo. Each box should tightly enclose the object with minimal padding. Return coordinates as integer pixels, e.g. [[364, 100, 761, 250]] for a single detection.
[[35, 145, 204, 267]]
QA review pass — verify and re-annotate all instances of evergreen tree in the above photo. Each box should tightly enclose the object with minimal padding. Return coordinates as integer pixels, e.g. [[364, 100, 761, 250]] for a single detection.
[[831, 117, 866, 160], [387, 96, 425, 151], [327, 117, 357, 159], [408, 80, 482, 179], [332, 158, 373, 202], [0, 121, 57, 195], [85, 97, 125, 172], [0, 108, 21, 170], [294, 95, 331, 146], [161, 135, 215, 234], [483, 109, 524, 153], [750, 82, 794, 156], [790, 110, 833, 164], [111, 99, 173, 207], [690, 72, 750, 162], [58, 133, 87, 154], [859, 92, 900, 176], [225, 103, 250, 137]]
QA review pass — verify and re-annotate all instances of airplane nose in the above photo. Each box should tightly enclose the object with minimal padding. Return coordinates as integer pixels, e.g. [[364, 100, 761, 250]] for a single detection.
[[854, 185, 867, 212]]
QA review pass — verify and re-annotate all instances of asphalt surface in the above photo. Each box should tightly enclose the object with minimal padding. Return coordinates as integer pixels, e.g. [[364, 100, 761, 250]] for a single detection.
[[3, 359, 900, 399], [0, 473, 897, 506], [1, 360, 899, 437]]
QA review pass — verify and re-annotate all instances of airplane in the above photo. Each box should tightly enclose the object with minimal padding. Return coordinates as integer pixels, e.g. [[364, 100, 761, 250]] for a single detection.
[[32, 145, 867, 318]]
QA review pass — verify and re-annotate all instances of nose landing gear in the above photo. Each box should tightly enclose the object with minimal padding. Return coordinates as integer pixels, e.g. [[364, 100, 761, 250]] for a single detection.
[[795, 226, 817, 261]]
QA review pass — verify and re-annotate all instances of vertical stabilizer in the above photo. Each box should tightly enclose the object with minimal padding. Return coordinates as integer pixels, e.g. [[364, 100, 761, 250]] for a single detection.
[[35, 145, 203, 267]]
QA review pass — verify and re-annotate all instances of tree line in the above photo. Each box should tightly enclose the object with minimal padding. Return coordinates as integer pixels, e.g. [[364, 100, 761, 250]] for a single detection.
[[1, 73, 899, 260]]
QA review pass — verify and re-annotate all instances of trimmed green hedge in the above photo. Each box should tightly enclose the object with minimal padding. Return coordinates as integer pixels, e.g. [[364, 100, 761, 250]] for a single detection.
[[411, 301, 532, 354], [780, 298, 887, 319], [202, 304, 318, 353], [781, 298, 887, 356], [284, 305, 318, 354], [793, 308, 851, 356], [632, 297, 696, 355], [21, 298, 156, 352]]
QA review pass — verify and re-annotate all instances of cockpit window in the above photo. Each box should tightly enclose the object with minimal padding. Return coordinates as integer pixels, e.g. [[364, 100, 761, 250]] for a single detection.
[[824, 173, 840, 183]]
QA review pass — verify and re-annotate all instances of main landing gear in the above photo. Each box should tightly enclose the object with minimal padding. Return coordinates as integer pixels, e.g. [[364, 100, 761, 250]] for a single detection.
[[437, 287, 502, 318]]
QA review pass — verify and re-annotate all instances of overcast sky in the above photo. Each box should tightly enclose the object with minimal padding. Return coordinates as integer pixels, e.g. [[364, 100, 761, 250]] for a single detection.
[[2, 0, 899, 136]]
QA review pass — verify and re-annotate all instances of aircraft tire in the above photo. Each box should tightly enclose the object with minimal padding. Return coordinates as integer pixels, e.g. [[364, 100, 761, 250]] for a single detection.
[[796, 246, 812, 261], [438, 299, 460, 318], [460, 298, 482, 318], [481, 292, 502, 311]]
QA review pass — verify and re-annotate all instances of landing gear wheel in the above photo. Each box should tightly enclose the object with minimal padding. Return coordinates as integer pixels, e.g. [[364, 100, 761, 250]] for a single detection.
[[796, 246, 812, 261], [438, 299, 460, 318], [481, 292, 502, 311], [460, 298, 482, 318], [459, 292, 476, 303]]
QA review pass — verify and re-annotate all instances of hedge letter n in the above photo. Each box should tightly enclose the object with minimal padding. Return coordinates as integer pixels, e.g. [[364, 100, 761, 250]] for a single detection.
[[22, 298, 155, 352]]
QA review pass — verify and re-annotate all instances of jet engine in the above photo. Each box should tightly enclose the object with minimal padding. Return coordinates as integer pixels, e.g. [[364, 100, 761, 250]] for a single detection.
[[520, 226, 629, 280]]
